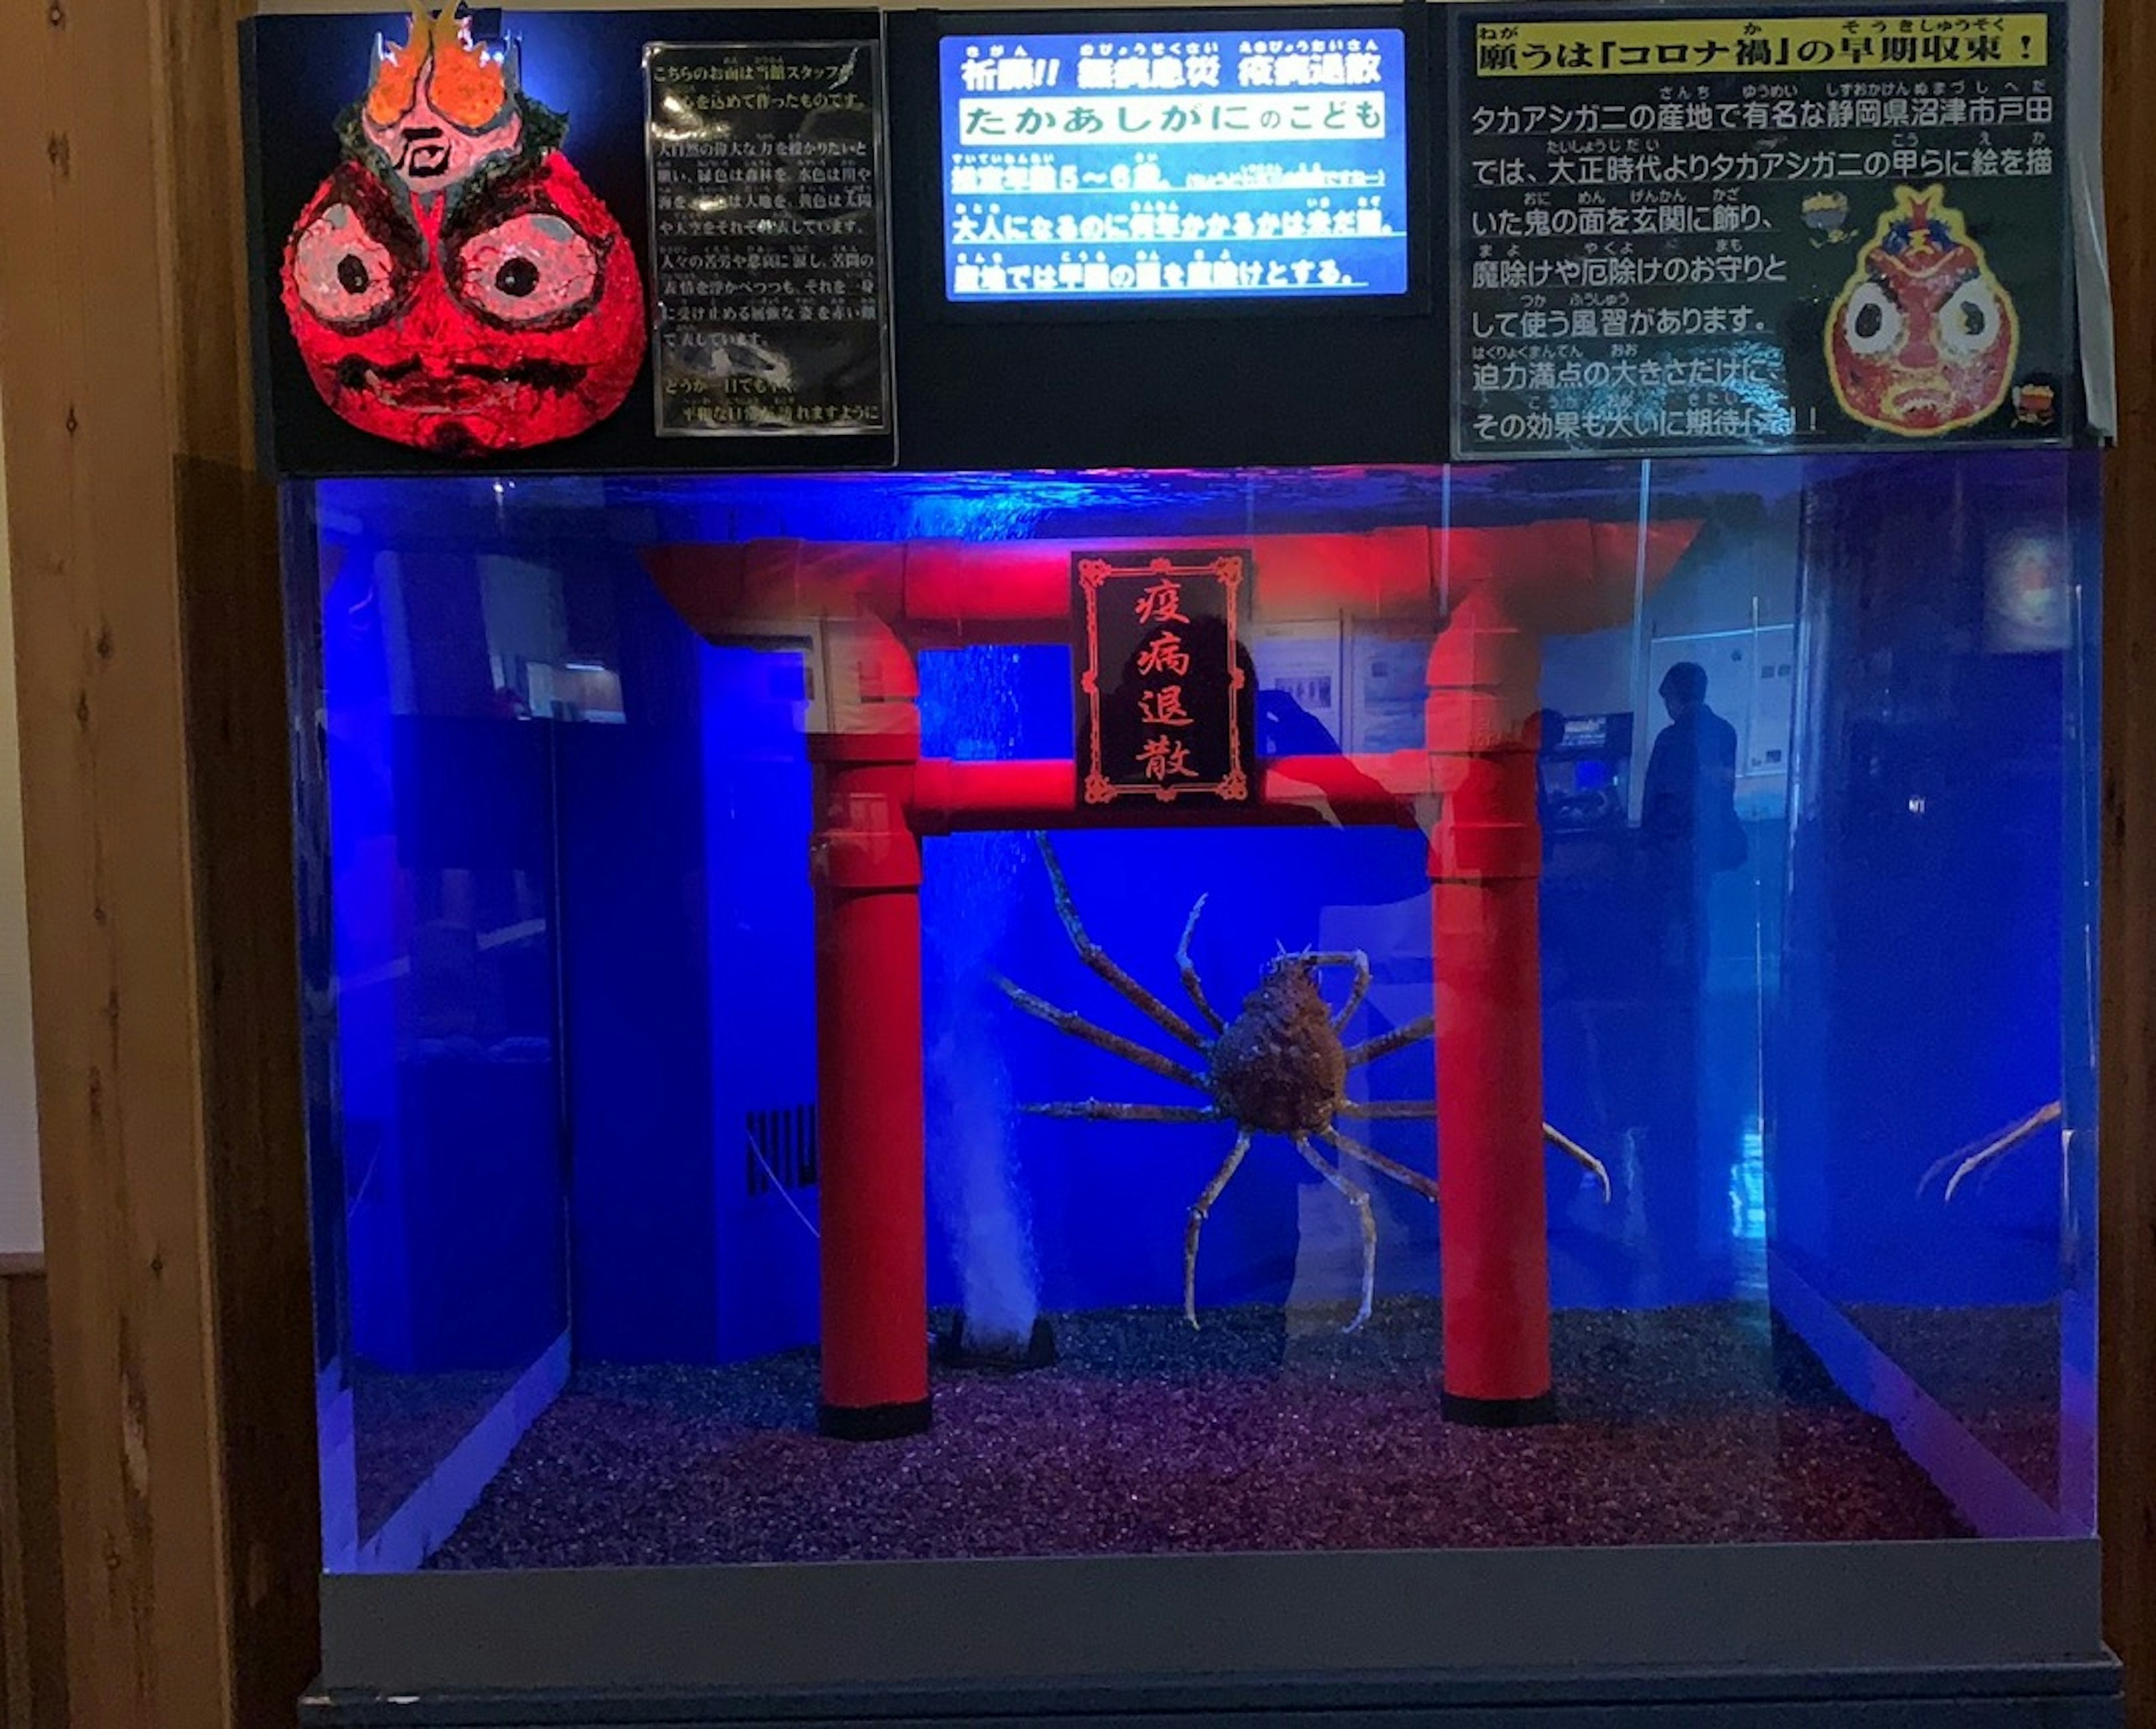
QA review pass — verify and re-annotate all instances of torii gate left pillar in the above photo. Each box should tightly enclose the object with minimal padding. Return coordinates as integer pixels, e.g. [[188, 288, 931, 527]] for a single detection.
[[808, 619, 932, 1439]]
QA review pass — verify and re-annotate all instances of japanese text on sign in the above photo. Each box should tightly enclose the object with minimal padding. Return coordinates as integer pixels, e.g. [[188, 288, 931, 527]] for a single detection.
[[646, 40, 892, 437], [956, 93, 1388, 146], [1473, 15, 2049, 77], [1076, 551, 1252, 807], [1453, 4, 2071, 459], [943, 32, 1409, 303]]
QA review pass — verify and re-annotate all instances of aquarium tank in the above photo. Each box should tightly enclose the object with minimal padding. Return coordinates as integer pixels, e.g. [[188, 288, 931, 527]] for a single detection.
[[247, 1, 2118, 1712], [291, 450, 2099, 1580]]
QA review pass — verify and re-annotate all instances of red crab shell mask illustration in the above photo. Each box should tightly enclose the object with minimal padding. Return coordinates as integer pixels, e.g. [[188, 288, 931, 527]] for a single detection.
[[281, 4, 646, 456], [1825, 183, 2018, 438]]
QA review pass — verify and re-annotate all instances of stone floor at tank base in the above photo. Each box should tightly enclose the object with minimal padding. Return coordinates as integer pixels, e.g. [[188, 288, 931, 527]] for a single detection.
[[409, 1300, 2028, 1568], [312, 1299, 2116, 1727]]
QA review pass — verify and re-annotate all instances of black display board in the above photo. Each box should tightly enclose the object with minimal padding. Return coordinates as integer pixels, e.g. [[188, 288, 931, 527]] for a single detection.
[[645, 39, 893, 437], [241, 3, 1446, 477], [241, 2, 2088, 477], [1074, 548, 1255, 809], [887, 3, 1445, 469], [1450, 3, 2075, 459], [242, 8, 895, 475]]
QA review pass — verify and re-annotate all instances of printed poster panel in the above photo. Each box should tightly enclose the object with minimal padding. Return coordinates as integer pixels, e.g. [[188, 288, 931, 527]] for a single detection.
[[1249, 623, 1347, 747], [1075, 550, 1255, 809], [1453, 5, 2073, 459], [645, 39, 893, 436]]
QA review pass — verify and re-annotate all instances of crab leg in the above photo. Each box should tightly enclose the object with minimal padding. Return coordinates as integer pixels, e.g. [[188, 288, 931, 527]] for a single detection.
[[997, 977, 1207, 1090], [1924, 1099, 2064, 1203], [1342, 1013, 1436, 1069], [1025, 1101, 1226, 1122], [1034, 832, 1208, 1052], [1317, 1123, 1439, 1202], [1175, 894, 1225, 1033], [1542, 1122, 1613, 1204], [1334, 1105, 1613, 1204], [1295, 1136, 1378, 1333], [1185, 1131, 1253, 1328], [1295, 950, 1374, 1030]]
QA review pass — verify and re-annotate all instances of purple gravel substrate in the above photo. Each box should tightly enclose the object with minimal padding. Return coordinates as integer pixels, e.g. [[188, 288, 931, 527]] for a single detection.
[[1841, 1301, 2064, 1506], [423, 1300, 1970, 1570], [353, 1366, 522, 1539]]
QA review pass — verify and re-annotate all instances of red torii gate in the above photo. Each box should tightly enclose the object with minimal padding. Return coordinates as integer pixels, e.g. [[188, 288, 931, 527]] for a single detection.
[[645, 513, 1699, 1438]]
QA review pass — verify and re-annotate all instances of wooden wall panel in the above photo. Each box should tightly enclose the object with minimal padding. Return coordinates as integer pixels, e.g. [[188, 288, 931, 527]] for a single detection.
[[0, 1260, 66, 1729], [0, 0, 319, 1725]]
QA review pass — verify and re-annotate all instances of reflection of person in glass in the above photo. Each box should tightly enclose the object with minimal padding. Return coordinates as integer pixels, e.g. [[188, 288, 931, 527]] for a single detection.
[[1635, 661, 1746, 1295], [1534, 708, 1565, 862], [1640, 661, 1742, 995]]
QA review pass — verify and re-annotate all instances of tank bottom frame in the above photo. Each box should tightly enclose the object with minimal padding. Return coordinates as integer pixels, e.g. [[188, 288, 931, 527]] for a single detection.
[[300, 1660, 2124, 1728]]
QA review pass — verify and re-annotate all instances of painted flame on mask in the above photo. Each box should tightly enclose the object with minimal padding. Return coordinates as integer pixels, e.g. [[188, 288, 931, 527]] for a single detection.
[[367, 3, 508, 131]]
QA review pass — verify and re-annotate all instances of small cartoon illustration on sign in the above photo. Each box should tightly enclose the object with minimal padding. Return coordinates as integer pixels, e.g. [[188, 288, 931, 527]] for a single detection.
[[1825, 183, 2018, 438], [2013, 381, 2058, 429], [281, 4, 647, 456], [1801, 191, 1853, 248]]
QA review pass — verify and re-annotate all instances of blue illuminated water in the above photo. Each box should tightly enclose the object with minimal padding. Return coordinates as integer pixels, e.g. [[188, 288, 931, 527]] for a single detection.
[[303, 452, 2096, 1570], [922, 646, 1043, 1352]]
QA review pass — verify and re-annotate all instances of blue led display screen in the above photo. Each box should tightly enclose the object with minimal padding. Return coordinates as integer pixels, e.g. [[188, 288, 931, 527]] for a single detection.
[[939, 28, 1410, 304]]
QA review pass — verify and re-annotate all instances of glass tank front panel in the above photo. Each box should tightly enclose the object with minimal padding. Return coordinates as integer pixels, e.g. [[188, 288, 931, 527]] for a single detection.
[[293, 452, 2098, 1574]]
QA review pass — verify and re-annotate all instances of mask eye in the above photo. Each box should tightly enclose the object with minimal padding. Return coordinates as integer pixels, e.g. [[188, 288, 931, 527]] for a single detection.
[[1842, 281, 1902, 358], [290, 203, 400, 329], [455, 212, 601, 326], [1939, 277, 2006, 358]]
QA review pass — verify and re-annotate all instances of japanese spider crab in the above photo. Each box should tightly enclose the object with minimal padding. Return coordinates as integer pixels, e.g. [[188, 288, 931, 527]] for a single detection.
[[997, 833, 1611, 1333]]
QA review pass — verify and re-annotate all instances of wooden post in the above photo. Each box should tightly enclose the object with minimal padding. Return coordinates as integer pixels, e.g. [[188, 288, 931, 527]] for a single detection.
[[0, 1257, 67, 1728], [2100, 7, 2156, 1727], [0, 2, 319, 1726]]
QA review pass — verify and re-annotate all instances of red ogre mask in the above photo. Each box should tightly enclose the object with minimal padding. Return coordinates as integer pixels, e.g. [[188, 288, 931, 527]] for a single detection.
[[1825, 184, 2018, 438], [281, 4, 646, 456]]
